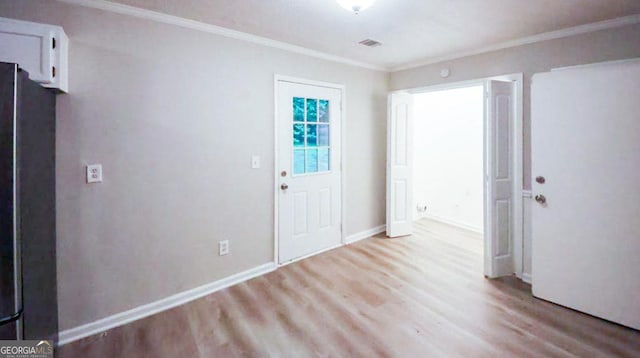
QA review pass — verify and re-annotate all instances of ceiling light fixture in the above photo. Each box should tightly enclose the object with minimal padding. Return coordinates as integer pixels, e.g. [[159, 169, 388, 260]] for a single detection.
[[336, 0, 376, 14]]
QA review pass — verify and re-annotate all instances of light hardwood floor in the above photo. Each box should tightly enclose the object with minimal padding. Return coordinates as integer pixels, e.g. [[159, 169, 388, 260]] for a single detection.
[[58, 219, 640, 357]]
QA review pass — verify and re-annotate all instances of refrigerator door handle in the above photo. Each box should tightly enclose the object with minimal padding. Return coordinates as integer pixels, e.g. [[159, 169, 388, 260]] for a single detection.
[[11, 63, 23, 323], [0, 309, 22, 325]]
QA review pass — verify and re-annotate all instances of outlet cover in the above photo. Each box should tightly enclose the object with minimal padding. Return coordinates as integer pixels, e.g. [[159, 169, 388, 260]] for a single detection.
[[86, 164, 102, 183], [219, 240, 229, 256]]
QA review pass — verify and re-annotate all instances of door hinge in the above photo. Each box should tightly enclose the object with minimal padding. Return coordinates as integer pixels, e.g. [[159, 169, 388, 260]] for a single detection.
[[52, 37, 56, 49], [52, 66, 56, 78]]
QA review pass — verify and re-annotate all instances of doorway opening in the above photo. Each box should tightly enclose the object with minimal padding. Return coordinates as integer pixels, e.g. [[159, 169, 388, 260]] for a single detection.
[[412, 85, 485, 262], [387, 74, 523, 279]]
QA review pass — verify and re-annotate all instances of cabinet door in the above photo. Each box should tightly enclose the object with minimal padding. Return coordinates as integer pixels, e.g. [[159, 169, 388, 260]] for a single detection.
[[0, 18, 54, 84], [0, 17, 68, 91]]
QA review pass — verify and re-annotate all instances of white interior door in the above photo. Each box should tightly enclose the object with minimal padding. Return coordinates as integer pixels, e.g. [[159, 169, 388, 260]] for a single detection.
[[387, 92, 413, 237], [484, 80, 516, 277], [531, 61, 640, 330], [277, 80, 342, 264]]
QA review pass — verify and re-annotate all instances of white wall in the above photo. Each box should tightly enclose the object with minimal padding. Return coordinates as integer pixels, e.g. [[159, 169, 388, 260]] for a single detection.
[[412, 86, 484, 233], [0, 0, 388, 332]]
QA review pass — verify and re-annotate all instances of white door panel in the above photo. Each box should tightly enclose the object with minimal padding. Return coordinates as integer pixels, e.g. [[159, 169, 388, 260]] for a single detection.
[[531, 61, 640, 330], [485, 80, 515, 277], [387, 93, 413, 237], [278, 81, 342, 264]]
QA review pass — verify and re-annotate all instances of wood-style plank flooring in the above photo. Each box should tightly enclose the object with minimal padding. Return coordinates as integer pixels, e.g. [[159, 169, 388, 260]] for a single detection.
[[58, 219, 640, 357]]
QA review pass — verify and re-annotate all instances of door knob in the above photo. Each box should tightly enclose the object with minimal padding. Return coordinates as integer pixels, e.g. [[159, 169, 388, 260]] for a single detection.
[[280, 183, 289, 190], [535, 194, 546, 205]]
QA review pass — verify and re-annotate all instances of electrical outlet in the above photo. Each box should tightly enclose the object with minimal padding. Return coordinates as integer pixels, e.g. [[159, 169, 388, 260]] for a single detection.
[[86, 164, 102, 183], [218, 240, 229, 256]]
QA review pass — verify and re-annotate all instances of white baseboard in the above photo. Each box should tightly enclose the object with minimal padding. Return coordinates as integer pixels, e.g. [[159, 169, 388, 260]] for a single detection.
[[421, 214, 483, 234], [521, 272, 532, 284], [58, 262, 277, 346], [345, 225, 386, 244]]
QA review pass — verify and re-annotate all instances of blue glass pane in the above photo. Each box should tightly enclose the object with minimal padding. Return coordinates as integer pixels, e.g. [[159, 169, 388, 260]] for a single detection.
[[306, 149, 318, 173], [318, 148, 330, 172], [306, 124, 317, 147], [294, 150, 305, 174], [293, 124, 304, 147], [306, 98, 317, 122], [293, 97, 305, 122], [319, 99, 329, 122], [318, 124, 329, 146]]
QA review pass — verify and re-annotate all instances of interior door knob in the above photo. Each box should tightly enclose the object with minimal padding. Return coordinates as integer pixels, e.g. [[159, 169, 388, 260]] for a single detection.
[[280, 183, 289, 190], [535, 194, 547, 205]]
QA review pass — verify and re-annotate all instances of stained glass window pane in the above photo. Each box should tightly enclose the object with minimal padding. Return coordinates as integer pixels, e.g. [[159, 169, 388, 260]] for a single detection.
[[293, 97, 305, 122], [306, 124, 317, 147], [306, 149, 318, 173], [306, 98, 317, 122], [318, 125, 329, 146], [318, 148, 330, 172], [319, 99, 329, 122], [294, 149, 305, 174]]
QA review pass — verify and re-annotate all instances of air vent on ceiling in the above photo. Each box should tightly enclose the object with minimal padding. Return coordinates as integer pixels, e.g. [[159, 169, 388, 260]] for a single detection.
[[359, 39, 382, 47]]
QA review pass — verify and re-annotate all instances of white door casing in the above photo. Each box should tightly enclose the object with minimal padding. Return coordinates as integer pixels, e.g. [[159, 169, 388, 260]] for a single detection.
[[484, 80, 516, 277], [386, 75, 522, 277], [387, 92, 413, 237], [531, 61, 640, 330], [277, 80, 342, 264]]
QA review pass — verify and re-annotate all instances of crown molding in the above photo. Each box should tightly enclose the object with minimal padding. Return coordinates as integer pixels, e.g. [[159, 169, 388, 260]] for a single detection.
[[55, 0, 387, 71], [391, 14, 640, 72], [54, 1, 640, 74]]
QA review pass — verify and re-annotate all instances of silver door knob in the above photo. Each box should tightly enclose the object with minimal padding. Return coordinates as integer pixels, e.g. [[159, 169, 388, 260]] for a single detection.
[[535, 194, 546, 205], [280, 183, 289, 190]]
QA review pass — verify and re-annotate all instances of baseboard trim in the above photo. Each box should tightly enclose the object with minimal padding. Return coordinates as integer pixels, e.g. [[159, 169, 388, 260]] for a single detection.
[[58, 262, 277, 346], [421, 214, 483, 234], [345, 225, 386, 244], [521, 272, 532, 284]]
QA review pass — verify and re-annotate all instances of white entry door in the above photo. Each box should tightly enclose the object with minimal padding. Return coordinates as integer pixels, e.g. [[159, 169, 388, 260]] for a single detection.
[[387, 92, 413, 237], [531, 61, 640, 330], [277, 80, 342, 264], [484, 80, 516, 278]]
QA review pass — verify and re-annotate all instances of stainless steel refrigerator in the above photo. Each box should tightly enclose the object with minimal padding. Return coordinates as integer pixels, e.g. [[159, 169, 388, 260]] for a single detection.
[[0, 62, 57, 342]]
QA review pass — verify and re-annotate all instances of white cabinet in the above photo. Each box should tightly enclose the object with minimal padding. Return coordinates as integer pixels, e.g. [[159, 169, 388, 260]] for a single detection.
[[0, 17, 69, 92]]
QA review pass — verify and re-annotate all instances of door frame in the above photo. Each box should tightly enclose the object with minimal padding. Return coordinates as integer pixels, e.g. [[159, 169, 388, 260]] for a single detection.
[[390, 73, 524, 279], [273, 74, 346, 266]]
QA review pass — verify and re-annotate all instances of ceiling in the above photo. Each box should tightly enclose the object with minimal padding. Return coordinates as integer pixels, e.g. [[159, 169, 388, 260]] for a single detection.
[[107, 0, 640, 70]]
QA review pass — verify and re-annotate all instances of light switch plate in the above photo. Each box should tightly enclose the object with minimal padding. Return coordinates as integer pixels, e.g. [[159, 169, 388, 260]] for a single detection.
[[86, 164, 102, 183], [251, 155, 260, 169]]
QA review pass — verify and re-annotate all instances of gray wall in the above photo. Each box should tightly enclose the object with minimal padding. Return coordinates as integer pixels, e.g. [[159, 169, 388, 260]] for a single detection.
[[391, 23, 640, 277], [0, 0, 388, 331]]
